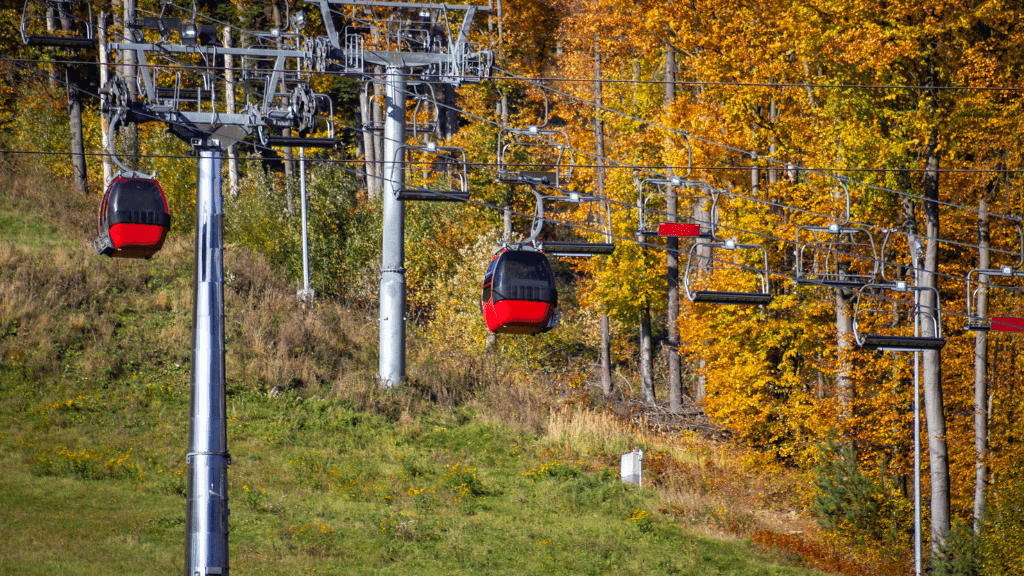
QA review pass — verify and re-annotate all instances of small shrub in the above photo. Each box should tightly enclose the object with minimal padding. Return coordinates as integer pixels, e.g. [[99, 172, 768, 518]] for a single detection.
[[628, 508, 655, 534], [812, 441, 911, 549], [522, 459, 582, 482]]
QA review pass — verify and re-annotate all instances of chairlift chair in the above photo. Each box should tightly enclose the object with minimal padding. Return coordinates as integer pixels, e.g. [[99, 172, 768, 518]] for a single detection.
[[965, 222, 1024, 332], [21, 0, 94, 49], [396, 142, 469, 202], [636, 177, 718, 239], [852, 282, 946, 351], [794, 180, 878, 288], [495, 125, 575, 188], [966, 265, 1024, 332], [683, 238, 772, 305], [528, 186, 614, 258]]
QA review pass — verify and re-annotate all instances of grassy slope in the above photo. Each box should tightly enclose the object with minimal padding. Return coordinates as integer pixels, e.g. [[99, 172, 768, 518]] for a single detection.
[[0, 166, 826, 575]]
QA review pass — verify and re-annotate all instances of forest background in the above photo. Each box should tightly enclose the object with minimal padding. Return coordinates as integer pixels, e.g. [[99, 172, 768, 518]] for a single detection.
[[2, 0, 1024, 574]]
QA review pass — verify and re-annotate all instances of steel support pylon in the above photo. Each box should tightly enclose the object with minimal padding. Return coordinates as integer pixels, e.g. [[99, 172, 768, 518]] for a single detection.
[[379, 67, 407, 387], [186, 144, 230, 576]]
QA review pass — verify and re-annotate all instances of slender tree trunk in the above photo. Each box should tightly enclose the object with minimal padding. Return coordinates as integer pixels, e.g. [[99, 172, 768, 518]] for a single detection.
[[664, 40, 675, 105], [360, 82, 378, 199], [67, 65, 87, 194], [498, 92, 512, 236], [600, 314, 612, 395], [98, 12, 112, 185], [594, 44, 613, 396], [121, 0, 139, 170], [664, 41, 681, 412], [767, 99, 778, 184], [272, 3, 293, 211], [921, 128, 950, 555], [692, 195, 711, 402], [835, 289, 854, 421], [373, 71, 385, 197], [224, 27, 239, 197], [973, 186, 992, 533], [640, 308, 654, 404]]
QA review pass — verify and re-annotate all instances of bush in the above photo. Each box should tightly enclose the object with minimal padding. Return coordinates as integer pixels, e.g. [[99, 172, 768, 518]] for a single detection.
[[812, 441, 912, 549]]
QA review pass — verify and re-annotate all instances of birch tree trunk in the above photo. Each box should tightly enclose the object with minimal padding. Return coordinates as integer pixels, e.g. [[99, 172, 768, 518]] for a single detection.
[[121, 0, 139, 170], [360, 82, 379, 199], [921, 128, 950, 555], [373, 72, 385, 198], [834, 288, 854, 421], [640, 308, 654, 404], [224, 27, 239, 197], [973, 186, 992, 533], [98, 12, 112, 185]]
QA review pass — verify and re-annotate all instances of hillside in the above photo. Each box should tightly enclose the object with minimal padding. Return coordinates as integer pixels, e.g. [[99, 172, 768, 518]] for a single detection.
[[0, 163, 847, 575]]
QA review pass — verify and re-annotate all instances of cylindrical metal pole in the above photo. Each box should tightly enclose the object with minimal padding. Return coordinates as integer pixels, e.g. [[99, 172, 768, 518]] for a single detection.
[[300, 147, 310, 293], [379, 67, 407, 387], [186, 145, 230, 576]]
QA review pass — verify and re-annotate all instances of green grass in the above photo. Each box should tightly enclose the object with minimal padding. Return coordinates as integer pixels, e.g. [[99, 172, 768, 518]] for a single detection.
[[0, 165, 829, 575], [0, 368, 824, 575]]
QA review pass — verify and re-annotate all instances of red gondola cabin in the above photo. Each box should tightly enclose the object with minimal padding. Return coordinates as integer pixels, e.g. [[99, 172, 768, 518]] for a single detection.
[[481, 248, 558, 335], [94, 175, 171, 259]]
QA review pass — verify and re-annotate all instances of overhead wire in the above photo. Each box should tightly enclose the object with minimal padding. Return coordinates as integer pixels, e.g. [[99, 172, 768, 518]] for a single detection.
[[15, 12, 1024, 332], [491, 65, 1024, 223]]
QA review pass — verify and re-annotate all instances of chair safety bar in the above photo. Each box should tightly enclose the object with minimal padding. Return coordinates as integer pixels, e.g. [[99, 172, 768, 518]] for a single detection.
[[683, 240, 772, 306], [853, 283, 945, 351], [965, 266, 1024, 332]]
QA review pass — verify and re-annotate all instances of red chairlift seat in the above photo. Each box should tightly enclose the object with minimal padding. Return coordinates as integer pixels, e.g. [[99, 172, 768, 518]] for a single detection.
[[989, 317, 1024, 333], [481, 247, 558, 335], [658, 222, 701, 237], [94, 175, 171, 259]]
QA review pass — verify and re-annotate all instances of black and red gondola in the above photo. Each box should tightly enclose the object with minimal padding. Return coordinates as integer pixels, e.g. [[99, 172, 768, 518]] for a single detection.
[[93, 173, 172, 259], [481, 245, 559, 335]]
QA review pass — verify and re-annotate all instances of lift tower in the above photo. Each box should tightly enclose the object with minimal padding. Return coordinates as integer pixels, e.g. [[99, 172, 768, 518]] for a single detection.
[[103, 12, 328, 576], [306, 0, 493, 387]]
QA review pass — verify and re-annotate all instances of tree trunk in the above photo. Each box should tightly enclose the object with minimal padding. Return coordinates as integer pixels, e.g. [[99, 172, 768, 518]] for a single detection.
[[360, 82, 379, 199], [594, 44, 614, 396], [120, 0, 139, 170], [640, 308, 654, 404], [98, 12, 112, 185], [664, 41, 675, 105], [664, 41, 681, 412], [373, 71, 385, 198], [973, 186, 992, 533], [272, 3, 293, 211], [835, 288, 854, 421], [600, 314, 612, 396], [67, 65, 87, 194], [224, 27, 239, 197], [921, 128, 950, 555]]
